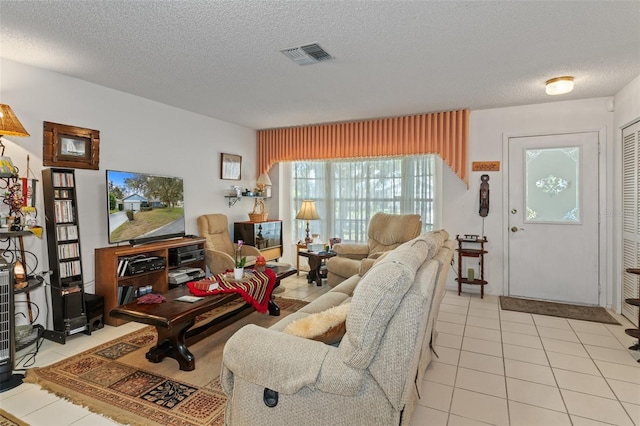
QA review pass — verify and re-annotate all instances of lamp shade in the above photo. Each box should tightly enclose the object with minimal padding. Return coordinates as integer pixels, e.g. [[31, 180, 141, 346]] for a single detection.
[[296, 200, 320, 220], [0, 104, 30, 137], [256, 173, 272, 187], [545, 76, 574, 96]]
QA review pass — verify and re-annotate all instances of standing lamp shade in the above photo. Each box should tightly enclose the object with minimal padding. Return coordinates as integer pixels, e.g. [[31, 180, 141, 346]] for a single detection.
[[296, 200, 320, 243], [0, 104, 30, 156]]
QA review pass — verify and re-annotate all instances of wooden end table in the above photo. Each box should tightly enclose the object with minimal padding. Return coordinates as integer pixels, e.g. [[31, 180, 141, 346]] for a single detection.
[[297, 250, 336, 286]]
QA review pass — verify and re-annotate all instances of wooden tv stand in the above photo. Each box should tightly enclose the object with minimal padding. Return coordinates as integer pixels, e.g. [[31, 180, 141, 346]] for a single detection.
[[95, 237, 206, 326]]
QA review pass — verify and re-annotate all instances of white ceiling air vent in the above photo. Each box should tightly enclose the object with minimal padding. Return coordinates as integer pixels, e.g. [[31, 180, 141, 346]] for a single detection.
[[280, 43, 333, 66]]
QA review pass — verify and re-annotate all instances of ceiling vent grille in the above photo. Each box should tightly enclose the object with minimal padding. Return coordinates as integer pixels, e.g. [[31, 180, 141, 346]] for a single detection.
[[280, 43, 333, 66]]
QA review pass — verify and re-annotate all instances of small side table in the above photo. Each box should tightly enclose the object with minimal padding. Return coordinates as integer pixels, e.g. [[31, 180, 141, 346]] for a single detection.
[[297, 250, 336, 286], [624, 268, 640, 360]]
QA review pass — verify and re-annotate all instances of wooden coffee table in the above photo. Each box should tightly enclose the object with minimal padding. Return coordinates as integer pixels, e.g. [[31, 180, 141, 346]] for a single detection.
[[110, 264, 296, 371]]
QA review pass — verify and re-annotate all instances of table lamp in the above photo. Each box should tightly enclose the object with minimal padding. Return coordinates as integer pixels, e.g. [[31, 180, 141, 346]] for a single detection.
[[0, 104, 30, 156], [296, 200, 320, 243], [256, 173, 272, 197]]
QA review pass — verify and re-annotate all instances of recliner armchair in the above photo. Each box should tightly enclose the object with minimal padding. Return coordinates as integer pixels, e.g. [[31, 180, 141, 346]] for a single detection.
[[326, 212, 422, 286], [197, 214, 261, 275]]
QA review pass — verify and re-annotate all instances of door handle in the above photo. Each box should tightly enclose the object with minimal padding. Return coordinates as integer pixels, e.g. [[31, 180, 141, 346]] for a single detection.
[[511, 227, 524, 233]]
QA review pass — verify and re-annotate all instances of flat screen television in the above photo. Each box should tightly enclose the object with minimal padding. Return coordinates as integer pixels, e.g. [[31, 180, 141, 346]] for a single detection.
[[106, 170, 185, 245]]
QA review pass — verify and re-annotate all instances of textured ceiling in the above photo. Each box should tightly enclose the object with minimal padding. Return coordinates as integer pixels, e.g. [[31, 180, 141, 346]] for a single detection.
[[1, 1, 639, 130]]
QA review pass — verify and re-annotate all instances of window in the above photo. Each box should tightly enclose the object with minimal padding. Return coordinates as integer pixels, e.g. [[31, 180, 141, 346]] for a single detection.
[[291, 155, 439, 244]]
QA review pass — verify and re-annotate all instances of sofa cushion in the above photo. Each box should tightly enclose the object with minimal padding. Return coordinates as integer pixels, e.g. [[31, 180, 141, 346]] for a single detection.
[[284, 303, 350, 345], [340, 237, 430, 369]]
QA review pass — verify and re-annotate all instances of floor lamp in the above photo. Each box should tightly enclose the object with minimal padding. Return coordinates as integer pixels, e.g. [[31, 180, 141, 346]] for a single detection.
[[295, 200, 320, 243]]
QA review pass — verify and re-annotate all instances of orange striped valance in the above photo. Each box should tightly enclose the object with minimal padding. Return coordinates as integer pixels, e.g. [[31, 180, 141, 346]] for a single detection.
[[257, 109, 469, 185]]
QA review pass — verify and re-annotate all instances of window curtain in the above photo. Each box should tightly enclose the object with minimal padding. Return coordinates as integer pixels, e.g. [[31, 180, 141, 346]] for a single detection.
[[258, 109, 469, 186]]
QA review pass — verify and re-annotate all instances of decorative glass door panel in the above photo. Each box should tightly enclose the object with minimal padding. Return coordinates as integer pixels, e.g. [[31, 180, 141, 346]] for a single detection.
[[525, 147, 580, 223]]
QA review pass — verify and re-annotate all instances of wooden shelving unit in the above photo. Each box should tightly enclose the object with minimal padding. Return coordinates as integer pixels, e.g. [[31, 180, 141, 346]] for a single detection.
[[234, 220, 283, 261], [624, 268, 640, 360], [95, 237, 206, 326], [455, 234, 488, 298]]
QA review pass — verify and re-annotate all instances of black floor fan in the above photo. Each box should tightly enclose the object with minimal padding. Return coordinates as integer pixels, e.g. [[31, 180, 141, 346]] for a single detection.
[[0, 263, 22, 392]]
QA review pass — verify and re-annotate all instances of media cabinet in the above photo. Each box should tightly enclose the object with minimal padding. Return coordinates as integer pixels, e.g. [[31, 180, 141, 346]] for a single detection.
[[95, 237, 206, 326]]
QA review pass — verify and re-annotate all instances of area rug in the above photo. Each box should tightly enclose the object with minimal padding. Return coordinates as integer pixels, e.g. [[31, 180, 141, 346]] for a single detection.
[[24, 297, 308, 426], [499, 296, 620, 325]]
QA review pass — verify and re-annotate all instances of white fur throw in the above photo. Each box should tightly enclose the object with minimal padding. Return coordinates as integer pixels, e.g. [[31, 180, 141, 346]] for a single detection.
[[283, 303, 350, 345]]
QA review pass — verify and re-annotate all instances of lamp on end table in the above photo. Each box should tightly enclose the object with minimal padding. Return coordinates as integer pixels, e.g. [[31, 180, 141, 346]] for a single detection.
[[296, 200, 320, 244]]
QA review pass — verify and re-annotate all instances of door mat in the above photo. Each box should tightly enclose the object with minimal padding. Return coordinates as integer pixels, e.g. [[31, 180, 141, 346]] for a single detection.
[[500, 296, 620, 325], [23, 297, 308, 426]]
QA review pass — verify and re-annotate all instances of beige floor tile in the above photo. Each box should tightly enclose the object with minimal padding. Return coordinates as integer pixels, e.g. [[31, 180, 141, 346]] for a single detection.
[[464, 325, 501, 343], [466, 316, 500, 331], [441, 303, 470, 315], [620, 402, 640, 425], [561, 389, 634, 426], [547, 351, 600, 375], [455, 367, 506, 398], [0, 386, 61, 417], [437, 332, 464, 349], [500, 320, 538, 336], [607, 378, 640, 405], [419, 380, 454, 411], [447, 414, 494, 425], [594, 360, 640, 384], [437, 320, 465, 336], [508, 400, 572, 426], [502, 343, 549, 366], [410, 405, 449, 426], [424, 361, 458, 386], [570, 414, 619, 426], [502, 331, 544, 350], [585, 345, 639, 366], [458, 350, 504, 375], [442, 295, 471, 307], [506, 377, 566, 412], [569, 319, 618, 336], [21, 399, 93, 426], [541, 337, 589, 357], [433, 345, 461, 366], [537, 325, 580, 343], [450, 388, 509, 426], [66, 413, 122, 425], [468, 307, 499, 319], [499, 310, 534, 325], [553, 368, 617, 399], [469, 297, 499, 311], [577, 331, 628, 349], [505, 358, 556, 386], [439, 311, 468, 325], [533, 315, 572, 330], [462, 336, 503, 358]]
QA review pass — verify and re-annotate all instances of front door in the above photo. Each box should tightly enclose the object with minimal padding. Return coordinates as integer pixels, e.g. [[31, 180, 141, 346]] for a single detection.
[[508, 132, 599, 305]]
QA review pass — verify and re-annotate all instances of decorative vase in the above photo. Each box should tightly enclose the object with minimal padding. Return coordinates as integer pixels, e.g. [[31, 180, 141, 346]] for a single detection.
[[233, 267, 244, 280]]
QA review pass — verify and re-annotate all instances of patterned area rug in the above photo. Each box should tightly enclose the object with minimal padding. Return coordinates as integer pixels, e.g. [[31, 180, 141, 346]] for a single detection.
[[24, 297, 308, 426], [500, 296, 620, 325]]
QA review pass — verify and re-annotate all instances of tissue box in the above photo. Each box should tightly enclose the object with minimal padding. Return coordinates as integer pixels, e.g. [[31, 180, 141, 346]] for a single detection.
[[308, 243, 324, 252]]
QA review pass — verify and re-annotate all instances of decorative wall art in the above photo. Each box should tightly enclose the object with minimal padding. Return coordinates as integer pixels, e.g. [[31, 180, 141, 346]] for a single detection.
[[43, 121, 100, 170], [220, 153, 242, 180]]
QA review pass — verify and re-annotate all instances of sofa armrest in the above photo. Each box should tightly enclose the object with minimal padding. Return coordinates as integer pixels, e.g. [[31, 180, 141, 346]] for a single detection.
[[205, 249, 234, 275], [332, 243, 369, 260], [221, 324, 364, 396], [236, 244, 262, 258]]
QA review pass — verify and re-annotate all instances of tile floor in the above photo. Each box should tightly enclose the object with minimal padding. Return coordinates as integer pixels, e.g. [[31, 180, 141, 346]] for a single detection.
[[1, 276, 639, 426]]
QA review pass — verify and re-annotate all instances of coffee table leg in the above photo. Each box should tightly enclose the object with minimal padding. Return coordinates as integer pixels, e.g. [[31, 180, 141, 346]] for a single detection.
[[146, 320, 196, 371]]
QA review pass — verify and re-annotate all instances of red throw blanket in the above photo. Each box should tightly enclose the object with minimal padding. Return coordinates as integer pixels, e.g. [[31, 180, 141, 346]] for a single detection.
[[186, 268, 276, 313]]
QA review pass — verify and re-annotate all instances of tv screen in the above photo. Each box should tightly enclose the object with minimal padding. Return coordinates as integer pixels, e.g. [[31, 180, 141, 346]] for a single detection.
[[106, 170, 186, 245]]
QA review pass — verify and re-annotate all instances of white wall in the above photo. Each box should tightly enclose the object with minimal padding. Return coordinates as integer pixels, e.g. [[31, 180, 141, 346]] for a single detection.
[[1, 59, 258, 329], [442, 98, 616, 306]]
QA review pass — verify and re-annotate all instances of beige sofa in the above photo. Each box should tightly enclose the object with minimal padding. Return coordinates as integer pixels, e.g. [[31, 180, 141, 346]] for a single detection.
[[326, 212, 422, 287], [221, 230, 455, 425]]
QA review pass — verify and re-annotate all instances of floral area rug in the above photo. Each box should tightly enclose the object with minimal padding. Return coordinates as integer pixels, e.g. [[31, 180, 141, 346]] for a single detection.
[[24, 297, 308, 426]]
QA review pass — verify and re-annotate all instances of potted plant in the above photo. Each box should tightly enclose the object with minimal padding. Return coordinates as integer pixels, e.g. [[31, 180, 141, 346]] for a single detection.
[[234, 240, 247, 280]]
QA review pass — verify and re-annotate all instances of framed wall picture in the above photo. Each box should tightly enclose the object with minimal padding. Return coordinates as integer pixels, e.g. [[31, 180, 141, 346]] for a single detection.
[[220, 153, 242, 180], [43, 121, 100, 170]]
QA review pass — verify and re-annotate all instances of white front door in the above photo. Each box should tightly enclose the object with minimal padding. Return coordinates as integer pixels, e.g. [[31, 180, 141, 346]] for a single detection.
[[508, 132, 599, 305]]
